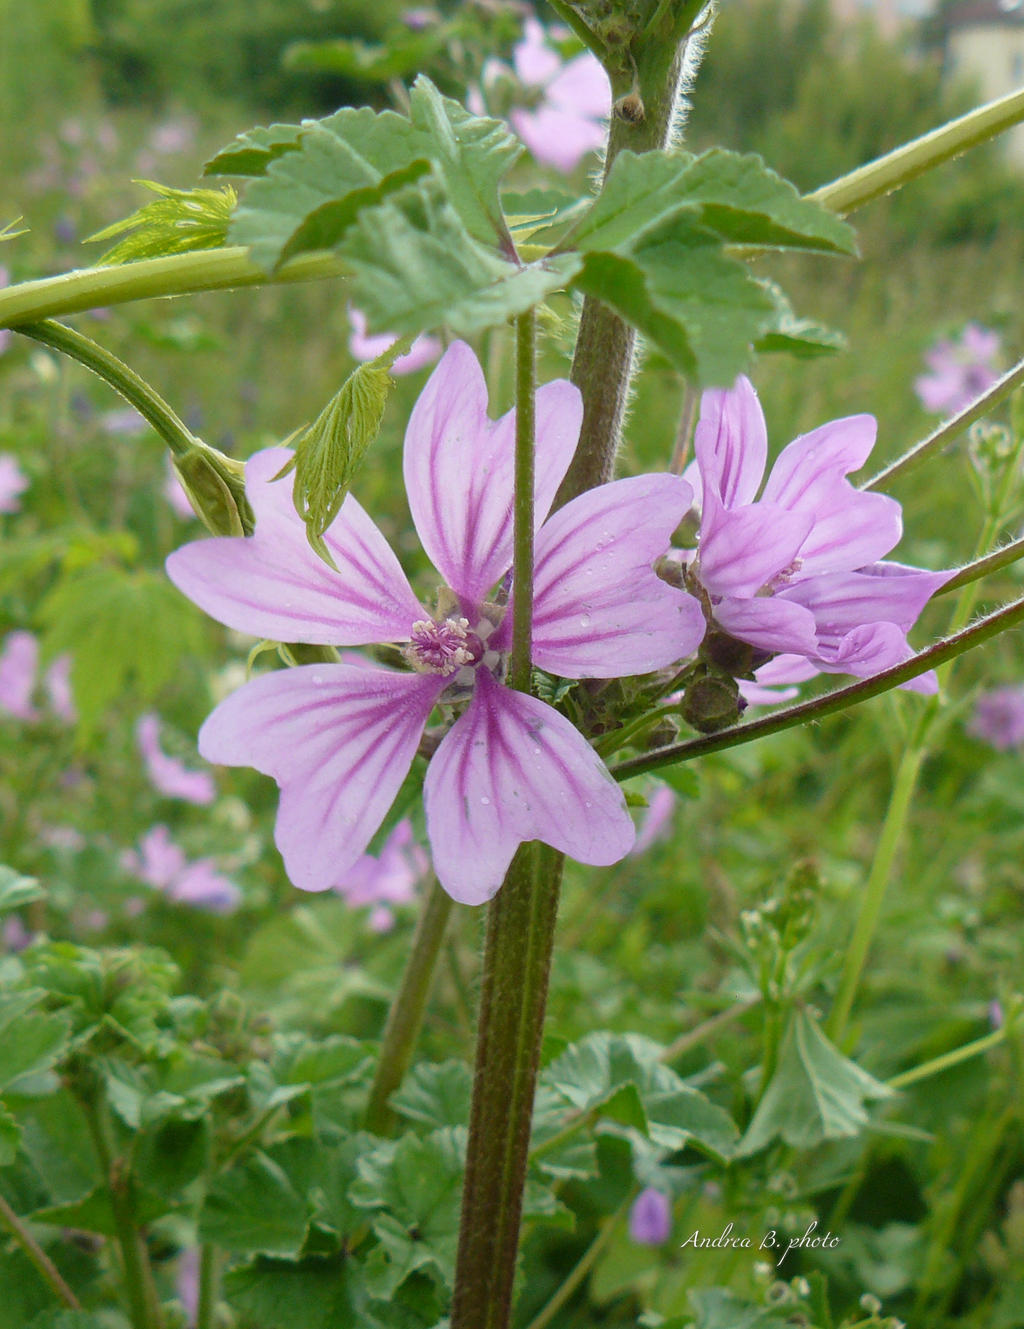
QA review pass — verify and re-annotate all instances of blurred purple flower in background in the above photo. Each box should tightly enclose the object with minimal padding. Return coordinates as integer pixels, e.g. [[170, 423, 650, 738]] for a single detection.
[[915, 323, 1001, 415], [682, 377, 951, 690], [136, 713, 216, 804], [124, 824, 240, 913], [334, 818, 429, 931], [629, 1188, 672, 1244], [508, 19, 611, 172], [967, 685, 1024, 750], [176, 1247, 200, 1324], [629, 786, 678, 857], [2, 916, 33, 952], [101, 407, 148, 436], [165, 457, 197, 519], [347, 307, 441, 375], [0, 631, 75, 723], [0, 454, 28, 512]]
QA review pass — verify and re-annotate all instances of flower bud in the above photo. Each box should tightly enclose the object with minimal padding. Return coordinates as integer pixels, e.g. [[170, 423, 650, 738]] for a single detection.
[[172, 441, 253, 537], [681, 670, 742, 733]]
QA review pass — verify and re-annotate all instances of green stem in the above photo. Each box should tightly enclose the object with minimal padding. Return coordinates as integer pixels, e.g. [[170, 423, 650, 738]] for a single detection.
[[0, 1190, 82, 1310], [863, 353, 1024, 493], [593, 701, 680, 759], [543, 0, 611, 64], [887, 1025, 1009, 1092], [660, 996, 761, 1063], [15, 319, 199, 457], [0, 247, 342, 329], [811, 84, 1024, 216], [939, 533, 1024, 597], [555, 3, 706, 509], [195, 1245, 219, 1329], [510, 308, 536, 693], [450, 843, 565, 1329], [610, 589, 1024, 780], [364, 878, 453, 1135], [13, 318, 254, 537], [825, 743, 925, 1044], [79, 1087, 164, 1329], [523, 1189, 636, 1329]]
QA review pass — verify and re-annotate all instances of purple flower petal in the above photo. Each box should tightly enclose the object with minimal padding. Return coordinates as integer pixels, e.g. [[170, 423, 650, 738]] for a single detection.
[[814, 620, 937, 694], [424, 671, 634, 904], [137, 713, 216, 805], [630, 786, 677, 857], [778, 563, 951, 635], [199, 664, 444, 890], [0, 630, 39, 721], [0, 454, 28, 514], [760, 416, 903, 572], [968, 686, 1024, 750], [347, 306, 441, 375], [629, 1188, 672, 1245], [546, 51, 612, 118], [530, 474, 705, 677], [125, 825, 188, 889], [166, 447, 424, 645], [170, 859, 241, 912], [403, 342, 581, 609], [713, 594, 819, 656], [739, 654, 820, 707], [699, 491, 813, 598], [510, 106, 608, 172], [513, 18, 562, 87], [694, 377, 768, 508]]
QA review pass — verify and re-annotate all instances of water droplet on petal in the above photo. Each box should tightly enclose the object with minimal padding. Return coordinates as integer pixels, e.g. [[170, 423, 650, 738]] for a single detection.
[[580, 614, 591, 628], [480, 796, 491, 806]]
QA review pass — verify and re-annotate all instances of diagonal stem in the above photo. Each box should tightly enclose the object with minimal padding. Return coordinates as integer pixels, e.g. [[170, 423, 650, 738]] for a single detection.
[[0, 1190, 82, 1310]]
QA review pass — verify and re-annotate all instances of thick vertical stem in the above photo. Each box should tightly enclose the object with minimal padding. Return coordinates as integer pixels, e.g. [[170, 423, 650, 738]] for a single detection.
[[450, 844, 565, 1329], [555, 32, 695, 508], [364, 878, 453, 1134]]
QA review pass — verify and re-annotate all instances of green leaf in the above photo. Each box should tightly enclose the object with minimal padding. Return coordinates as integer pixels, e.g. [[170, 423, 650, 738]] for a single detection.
[[225, 79, 519, 272], [199, 1152, 309, 1257], [738, 1008, 893, 1155], [405, 76, 521, 250], [754, 280, 845, 359], [205, 122, 307, 177], [27, 1313, 126, 1329], [572, 224, 776, 385], [276, 361, 394, 564], [87, 181, 236, 265], [0, 992, 71, 1094], [0, 865, 44, 915], [653, 767, 700, 800], [502, 188, 588, 242], [33, 1183, 169, 1237], [685, 1288, 800, 1329], [350, 1129, 464, 1293], [544, 1033, 737, 1161], [36, 566, 208, 735], [563, 149, 855, 257], [225, 1255, 381, 1329], [342, 174, 580, 342], [389, 1061, 472, 1131], [283, 31, 443, 84]]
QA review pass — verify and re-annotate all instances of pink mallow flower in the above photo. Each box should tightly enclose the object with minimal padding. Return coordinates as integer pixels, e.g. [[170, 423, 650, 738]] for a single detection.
[[0, 631, 75, 723], [0, 454, 28, 513], [915, 323, 1001, 416], [738, 654, 820, 708], [967, 685, 1024, 750], [509, 19, 611, 172], [124, 825, 240, 913], [334, 818, 428, 931], [167, 341, 705, 905], [682, 377, 951, 691], [629, 1188, 672, 1245], [348, 307, 441, 376], [136, 713, 216, 804]]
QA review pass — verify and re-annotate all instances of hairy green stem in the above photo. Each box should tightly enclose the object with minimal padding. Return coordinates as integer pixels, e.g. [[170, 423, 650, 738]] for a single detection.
[[0, 1190, 82, 1310], [364, 878, 453, 1135], [79, 1086, 164, 1329], [610, 590, 1024, 780], [0, 248, 343, 329], [15, 319, 200, 458], [826, 743, 926, 1044], [555, 3, 706, 508], [940, 533, 1024, 597], [863, 353, 1024, 493], [887, 1024, 1011, 1092], [450, 844, 565, 1329], [510, 308, 537, 692], [811, 84, 1024, 216]]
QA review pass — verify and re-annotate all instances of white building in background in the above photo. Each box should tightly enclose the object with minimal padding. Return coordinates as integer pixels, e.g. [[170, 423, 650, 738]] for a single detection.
[[942, 0, 1024, 165]]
